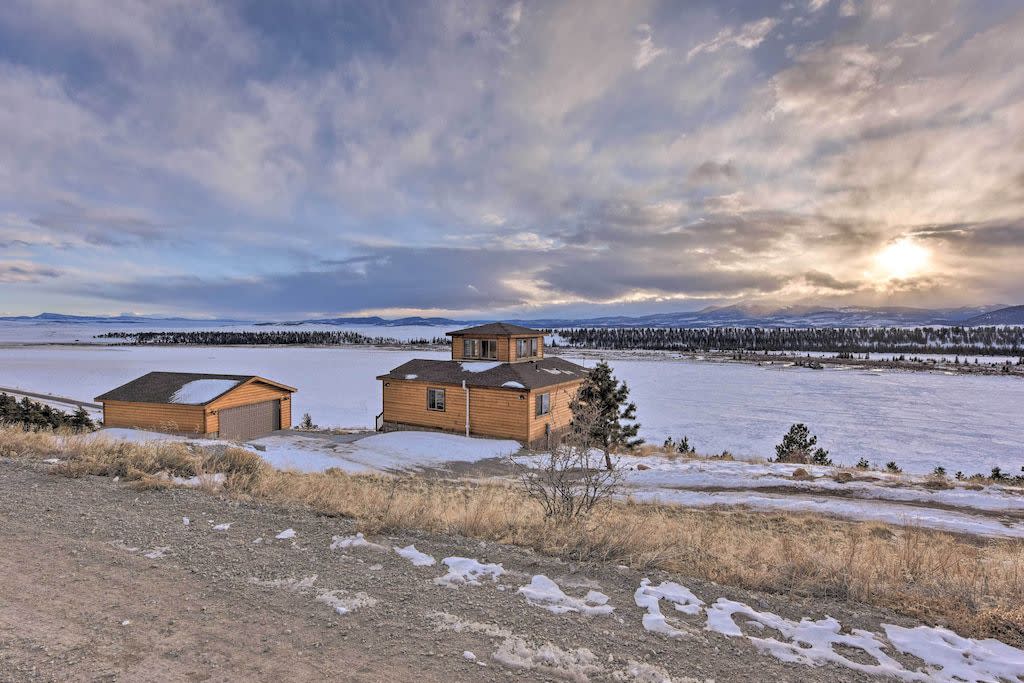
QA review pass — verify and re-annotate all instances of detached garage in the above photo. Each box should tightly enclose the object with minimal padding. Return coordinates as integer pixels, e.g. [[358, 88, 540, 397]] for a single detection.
[[95, 372, 296, 440]]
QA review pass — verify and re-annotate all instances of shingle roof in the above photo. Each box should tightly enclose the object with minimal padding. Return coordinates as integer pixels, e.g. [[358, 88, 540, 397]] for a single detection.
[[95, 371, 294, 405], [445, 322, 542, 336], [377, 357, 588, 391]]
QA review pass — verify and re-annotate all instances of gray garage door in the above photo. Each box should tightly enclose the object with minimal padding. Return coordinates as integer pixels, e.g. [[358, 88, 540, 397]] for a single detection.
[[218, 400, 281, 441]]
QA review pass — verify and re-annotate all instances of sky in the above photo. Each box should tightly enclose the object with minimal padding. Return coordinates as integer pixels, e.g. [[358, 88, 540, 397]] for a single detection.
[[1, 0, 1022, 320]]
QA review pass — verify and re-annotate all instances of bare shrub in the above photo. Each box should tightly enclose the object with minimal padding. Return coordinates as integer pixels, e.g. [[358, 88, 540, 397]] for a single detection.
[[514, 404, 622, 520]]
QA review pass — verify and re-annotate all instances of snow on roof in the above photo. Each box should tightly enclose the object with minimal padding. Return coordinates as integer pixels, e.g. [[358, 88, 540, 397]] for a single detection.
[[170, 379, 241, 404], [460, 361, 503, 373], [502, 381, 526, 389]]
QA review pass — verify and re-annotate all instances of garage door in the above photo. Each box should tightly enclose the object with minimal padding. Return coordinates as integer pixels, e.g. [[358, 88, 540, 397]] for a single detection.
[[218, 400, 281, 441]]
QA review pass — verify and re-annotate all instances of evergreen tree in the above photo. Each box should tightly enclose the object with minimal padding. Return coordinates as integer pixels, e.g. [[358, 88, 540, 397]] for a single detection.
[[70, 406, 94, 431], [773, 423, 832, 466], [570, 361, 643, 470]]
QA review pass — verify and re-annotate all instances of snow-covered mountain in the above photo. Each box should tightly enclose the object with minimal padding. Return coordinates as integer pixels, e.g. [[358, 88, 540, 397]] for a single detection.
[[2, 304, 1018, 329]]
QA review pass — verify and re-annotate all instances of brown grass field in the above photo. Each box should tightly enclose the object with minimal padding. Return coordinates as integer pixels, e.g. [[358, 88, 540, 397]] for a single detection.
[[2, 424, 1022, 646]]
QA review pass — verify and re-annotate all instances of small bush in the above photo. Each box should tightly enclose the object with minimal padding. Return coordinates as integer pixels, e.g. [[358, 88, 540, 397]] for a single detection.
[[855, 458, 870, 469], [885, 461, 902, 474]]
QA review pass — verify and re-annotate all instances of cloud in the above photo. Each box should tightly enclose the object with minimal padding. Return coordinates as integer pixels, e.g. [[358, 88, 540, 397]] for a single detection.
[[687, 18, 779, 61], [633, 24, 667, 70], [0, 260, 61, 283], [804, 270, 861, 291], [0, 1, 1023, 315], [689, 160, 739, 185]]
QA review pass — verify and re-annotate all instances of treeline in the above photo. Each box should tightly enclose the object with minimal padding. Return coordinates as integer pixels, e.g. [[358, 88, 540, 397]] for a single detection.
[[0, 393, 94, 431], [97, 331, 450, 346], [552, 326, 1024, 355]]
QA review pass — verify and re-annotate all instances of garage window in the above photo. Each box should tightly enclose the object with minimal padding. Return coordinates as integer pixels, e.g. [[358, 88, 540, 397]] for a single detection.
[[427, 388, 446, 411]]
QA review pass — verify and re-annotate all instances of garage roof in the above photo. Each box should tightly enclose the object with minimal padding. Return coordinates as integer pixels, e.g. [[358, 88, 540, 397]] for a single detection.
[[95, 372, 295, 405]]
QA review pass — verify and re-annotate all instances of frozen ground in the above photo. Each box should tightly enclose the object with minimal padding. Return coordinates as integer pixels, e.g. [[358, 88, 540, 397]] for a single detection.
[[515, 452, 1024, 539], [3, 342, 1024, 474], [6, 459, 1023, 683]]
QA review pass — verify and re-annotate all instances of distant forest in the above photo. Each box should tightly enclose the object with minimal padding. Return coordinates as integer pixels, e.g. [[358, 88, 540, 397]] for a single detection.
[[97, 330, 450, 346], [552, 326, 1024, 356]]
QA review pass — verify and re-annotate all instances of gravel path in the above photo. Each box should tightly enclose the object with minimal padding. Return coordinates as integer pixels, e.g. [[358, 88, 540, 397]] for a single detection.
[[0, 458, 921, 682]]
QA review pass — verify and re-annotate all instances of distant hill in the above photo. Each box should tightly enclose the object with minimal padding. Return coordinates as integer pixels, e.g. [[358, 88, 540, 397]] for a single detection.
[[962, 305, 1024, 326], [0, 312, 243, 324], [3, 304, 1018, 330]]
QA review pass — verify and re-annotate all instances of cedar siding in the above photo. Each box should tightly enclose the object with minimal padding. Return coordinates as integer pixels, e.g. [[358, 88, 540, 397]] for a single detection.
[[527, 379, 581, 446], [382, 379, 529, 441], [101, 400, 206, 434]]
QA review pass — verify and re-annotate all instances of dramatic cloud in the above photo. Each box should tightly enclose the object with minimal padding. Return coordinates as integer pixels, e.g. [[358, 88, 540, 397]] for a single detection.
[[0, 0, 1022, 317]]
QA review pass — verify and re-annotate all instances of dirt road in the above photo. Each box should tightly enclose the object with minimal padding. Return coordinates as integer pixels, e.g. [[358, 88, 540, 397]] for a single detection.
[[0, 458, 918, 682]]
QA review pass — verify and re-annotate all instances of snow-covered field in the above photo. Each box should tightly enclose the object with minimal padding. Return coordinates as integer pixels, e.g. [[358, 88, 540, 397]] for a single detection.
[[88, 428, 520, 475], [3, 341, 1024, 475]]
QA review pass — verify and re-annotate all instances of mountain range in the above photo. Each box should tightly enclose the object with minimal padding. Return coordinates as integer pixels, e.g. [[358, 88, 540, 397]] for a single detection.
[[3, 304, 1023, 329]]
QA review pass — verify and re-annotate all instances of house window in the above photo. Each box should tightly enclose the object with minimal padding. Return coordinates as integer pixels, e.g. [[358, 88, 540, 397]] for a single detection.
[[427, 388, 446, 411], [462, 339, 497, 359], [517, 337, 540, 358], [535, 392, 550, 416]]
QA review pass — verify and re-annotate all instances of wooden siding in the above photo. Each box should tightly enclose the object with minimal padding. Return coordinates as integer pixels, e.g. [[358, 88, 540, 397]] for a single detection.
[[101, 401, 205, 434], [527, 379, 583, 444], [450, 334, 543, 363], [509, 336, 544, 362], [382, 379, 529, 440], [207, 380, 292, 433]]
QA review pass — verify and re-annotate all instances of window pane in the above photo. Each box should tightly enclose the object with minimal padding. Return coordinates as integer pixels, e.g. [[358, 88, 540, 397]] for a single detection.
[[535, 392, 550, 416]]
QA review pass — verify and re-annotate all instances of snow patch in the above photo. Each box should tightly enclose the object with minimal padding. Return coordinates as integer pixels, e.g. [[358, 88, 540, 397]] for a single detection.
[[634, 579, 704, 638], [315, 589, 378, 615], [501, 381, 526, 389], [330, 532, 389, 552], [211, 522, 231, 531], [395, 544, 436, 567], [460, 361, 502, 373], [143, 547, 169, 559], [182, 516, 190, 526], [884, 623, 1024, 683], [706, 598, 913, 679], [517, 575, 614, 616], [492, 637, 601, 682], [171, 472, 226, 489], [170, 379, 240, 404], [404, 373, 418, 380], [434, 557, 504, 588], [275, 528, 296, 540], [251, 575, 318, 591]]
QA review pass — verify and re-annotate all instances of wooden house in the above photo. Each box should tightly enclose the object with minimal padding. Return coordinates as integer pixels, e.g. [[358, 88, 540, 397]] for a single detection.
[[376, 323, 587, 448], [96, 372, 295, 440]]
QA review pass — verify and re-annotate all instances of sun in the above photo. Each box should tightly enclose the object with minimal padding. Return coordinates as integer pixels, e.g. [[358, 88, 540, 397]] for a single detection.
[[874, 239, 930, 280]]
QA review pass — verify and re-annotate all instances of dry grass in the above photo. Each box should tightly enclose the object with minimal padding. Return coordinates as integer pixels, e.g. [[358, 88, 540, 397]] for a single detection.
[[3, 424, 1023, 644]]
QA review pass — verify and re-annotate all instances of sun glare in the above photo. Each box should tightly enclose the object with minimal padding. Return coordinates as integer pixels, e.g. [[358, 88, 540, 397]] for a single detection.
[[875, 239, 930, 280]]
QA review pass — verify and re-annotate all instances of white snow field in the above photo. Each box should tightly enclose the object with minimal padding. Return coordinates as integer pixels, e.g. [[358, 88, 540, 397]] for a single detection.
[[251, 431, 522, 474], [3, 342, 1024, 474]]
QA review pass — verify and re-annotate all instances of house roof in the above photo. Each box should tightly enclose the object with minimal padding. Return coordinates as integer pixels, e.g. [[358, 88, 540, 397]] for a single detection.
[[95, 371, 295, 405], [445, 322, 542, 336], [377, 357, 588, 391]]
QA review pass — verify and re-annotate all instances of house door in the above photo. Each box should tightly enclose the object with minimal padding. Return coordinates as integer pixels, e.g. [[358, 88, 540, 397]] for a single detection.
[[218, 400, 281, 441]]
